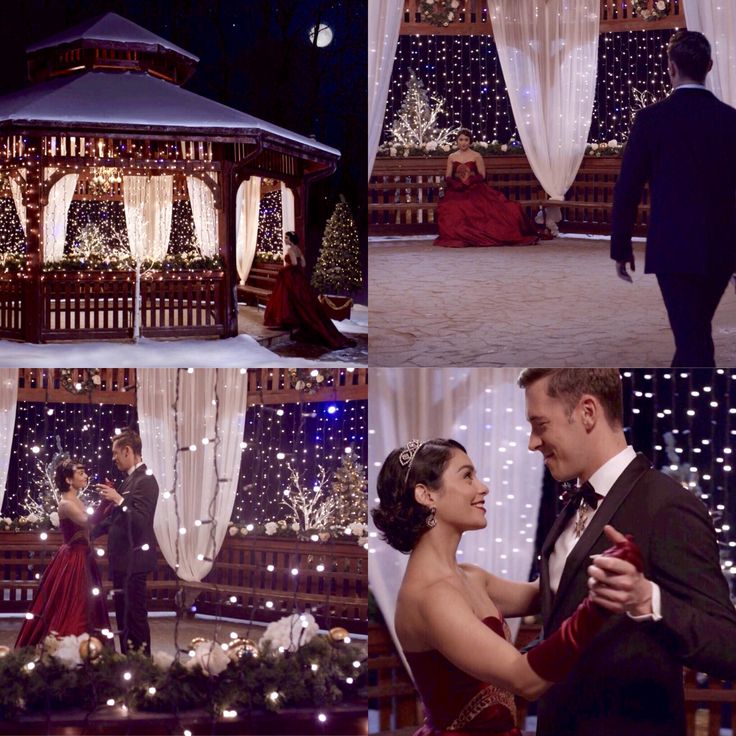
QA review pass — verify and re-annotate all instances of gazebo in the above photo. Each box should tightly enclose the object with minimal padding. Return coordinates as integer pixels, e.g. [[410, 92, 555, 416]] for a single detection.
[[0, 12, 339, 342]]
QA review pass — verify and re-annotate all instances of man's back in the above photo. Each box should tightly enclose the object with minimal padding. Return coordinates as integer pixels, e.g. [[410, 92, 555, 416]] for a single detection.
[[611, 88, 736, 275]]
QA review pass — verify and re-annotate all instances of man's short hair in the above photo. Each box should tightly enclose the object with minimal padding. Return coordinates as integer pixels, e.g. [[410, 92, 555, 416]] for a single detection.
[[112, 428, 142, 456], [667, 30, 711, 83], [517, 369, 624, 427]]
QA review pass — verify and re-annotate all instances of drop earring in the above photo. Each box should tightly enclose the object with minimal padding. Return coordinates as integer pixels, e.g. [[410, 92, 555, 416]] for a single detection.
[[426, 507, 437, 528]]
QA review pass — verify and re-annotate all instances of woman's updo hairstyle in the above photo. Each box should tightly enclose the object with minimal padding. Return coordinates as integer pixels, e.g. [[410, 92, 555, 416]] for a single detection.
[[285, 231, 299, 245], [54, 458, 80, 493], [456, 128, 473, 142], [372, 438, 466, 553]]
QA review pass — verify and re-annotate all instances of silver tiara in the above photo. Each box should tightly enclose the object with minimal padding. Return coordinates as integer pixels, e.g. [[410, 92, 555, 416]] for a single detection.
[[399, 439, 426, 480]]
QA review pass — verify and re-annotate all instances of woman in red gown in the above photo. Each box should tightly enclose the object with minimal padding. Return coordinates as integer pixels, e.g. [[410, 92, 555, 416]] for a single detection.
[[264, 231, 353, 350], [16, 460, 110, 647], [372, 439, 642, 735], [436, 129, 538, 248]]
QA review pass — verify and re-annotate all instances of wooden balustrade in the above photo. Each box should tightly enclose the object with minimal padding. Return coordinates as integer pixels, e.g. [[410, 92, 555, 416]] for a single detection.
[[369, 155, 650, 237], [38, 269, 227, 340], [0, 272, 24, 339], [0, 532, 367, 634], [13, 368, 367, 405], [400, 0, 685, 35]]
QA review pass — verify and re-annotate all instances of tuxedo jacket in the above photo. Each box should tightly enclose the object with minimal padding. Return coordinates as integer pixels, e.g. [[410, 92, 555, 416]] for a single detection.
[[91, 464, 159, 576], [610, 88, 736, 276], [536, 453, 736, 736]]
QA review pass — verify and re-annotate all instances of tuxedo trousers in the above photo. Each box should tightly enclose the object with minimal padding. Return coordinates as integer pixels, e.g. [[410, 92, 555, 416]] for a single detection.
[[112, 569, 151, 655], [656, 271, 732, 367]]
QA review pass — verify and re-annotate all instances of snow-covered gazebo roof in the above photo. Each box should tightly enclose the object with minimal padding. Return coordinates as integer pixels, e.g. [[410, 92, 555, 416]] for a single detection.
[[3, 11, 338, 162]]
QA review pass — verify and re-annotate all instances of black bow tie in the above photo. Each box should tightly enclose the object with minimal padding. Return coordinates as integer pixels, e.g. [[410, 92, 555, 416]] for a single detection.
[[562, 481, 602, 510]]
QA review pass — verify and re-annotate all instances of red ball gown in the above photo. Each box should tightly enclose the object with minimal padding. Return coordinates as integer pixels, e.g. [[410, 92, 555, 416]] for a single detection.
[[435, 161, 539, 248], [263, 259, 354, 350], [15, 517, 110, 647], [404, 615, 523, 735]]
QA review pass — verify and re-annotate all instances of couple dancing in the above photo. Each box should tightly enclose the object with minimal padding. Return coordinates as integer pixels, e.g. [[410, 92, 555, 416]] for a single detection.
[[16, 429, 159, 656], [374, 369, 736, 735]]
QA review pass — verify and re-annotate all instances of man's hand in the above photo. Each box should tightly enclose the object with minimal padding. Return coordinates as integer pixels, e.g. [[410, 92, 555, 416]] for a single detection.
[[588, 525, 652, 616], [96, 481, 123, 506], [616, 256, 635, 283]]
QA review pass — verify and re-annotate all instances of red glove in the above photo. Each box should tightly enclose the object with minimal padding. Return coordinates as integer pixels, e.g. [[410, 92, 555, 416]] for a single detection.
[[465, 174, 485, 186], [526, 535, 643, 682], [445, 177, 466, 192]]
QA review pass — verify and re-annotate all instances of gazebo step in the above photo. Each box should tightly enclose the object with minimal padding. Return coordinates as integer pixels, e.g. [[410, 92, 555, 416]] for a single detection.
[[237, 284, 271, 306]]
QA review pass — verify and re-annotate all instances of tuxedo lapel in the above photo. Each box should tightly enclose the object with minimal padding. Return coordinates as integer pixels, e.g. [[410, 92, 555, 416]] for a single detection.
[[539, 498, 577, 622], [549, 453, 652, 624]]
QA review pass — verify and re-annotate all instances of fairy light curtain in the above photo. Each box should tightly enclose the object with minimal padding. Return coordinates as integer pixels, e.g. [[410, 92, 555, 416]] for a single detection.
[[368, 0, 403, 176], [137, 368, 248, 582], [123, 175, 173, 262], [235, 177, 261, 284], [9, 170, 26, 236], [683, 0, 736, 107], [185, 176, 218, 258], [43, 170, 79, 262], [368, 367, 544, 670], [489, 0, 600, 203], [0, 369, 18, 513]]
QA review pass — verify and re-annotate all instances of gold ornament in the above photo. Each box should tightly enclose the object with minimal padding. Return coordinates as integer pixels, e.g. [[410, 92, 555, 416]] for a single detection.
[[190, 637, 207, 648], [0, 645, 10, 657], [329, 627, 349, 642], [79, 636, 103, 661], [227, 638, 259, 660]]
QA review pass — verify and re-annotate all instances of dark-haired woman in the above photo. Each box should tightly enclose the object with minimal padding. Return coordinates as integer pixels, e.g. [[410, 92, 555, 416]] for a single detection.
[[264, 231, 353, 350], [372, 439, 642, 735], [16, 460, 110, 647], [436, 129, 538, 248]]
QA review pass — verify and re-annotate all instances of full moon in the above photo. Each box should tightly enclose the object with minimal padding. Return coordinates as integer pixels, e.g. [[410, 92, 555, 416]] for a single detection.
[[309, 23, 333, 48]]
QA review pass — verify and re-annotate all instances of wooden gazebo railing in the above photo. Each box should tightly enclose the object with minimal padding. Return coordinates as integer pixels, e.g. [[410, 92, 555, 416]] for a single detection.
[[369, 155, 649, 237], [0, 532, 367, 634], [400, 0, 685, 35], [15, 367, 368, 405]]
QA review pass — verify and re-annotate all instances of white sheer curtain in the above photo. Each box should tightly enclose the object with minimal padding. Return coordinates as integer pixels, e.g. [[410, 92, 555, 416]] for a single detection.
[[489, 0, 600, 205], [43, 173, 79, 262], [186, 175, 219, 257], [137, 368, 248, 582], [280, 182, 295, 244], [0, 369, 17, 514], [369, 368, 544, 670], [235, 177, 261, 284], [683, 0, 736, 106], [368, 0, 403, 179], [9, 170, 26, 236], [123, 175, 173, 262]]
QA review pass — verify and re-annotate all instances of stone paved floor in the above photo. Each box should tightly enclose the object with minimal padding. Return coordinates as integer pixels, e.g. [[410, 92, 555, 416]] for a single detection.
[[368, 236, 736, 367]]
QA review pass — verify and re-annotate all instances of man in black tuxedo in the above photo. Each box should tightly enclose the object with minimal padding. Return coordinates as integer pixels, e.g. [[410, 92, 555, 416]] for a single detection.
[[611, 30, 736, 367], [92, 429, 159, 655], [519, 368, 736, 736]]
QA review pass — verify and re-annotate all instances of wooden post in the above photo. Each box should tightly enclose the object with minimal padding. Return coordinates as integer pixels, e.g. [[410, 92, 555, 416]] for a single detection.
[[23, 137, 43, 343], [219, 161, 237, 338]]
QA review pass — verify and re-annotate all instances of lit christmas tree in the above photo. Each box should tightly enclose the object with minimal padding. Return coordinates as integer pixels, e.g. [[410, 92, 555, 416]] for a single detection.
[[311, 196, 362, 296], [256, 190, 283, 263], [329, 450, 367, 528], [387, 67, 459, 149]]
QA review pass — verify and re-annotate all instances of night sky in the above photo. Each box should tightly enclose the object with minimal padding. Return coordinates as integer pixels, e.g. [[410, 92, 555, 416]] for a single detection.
[[0, 0, 367, 298]]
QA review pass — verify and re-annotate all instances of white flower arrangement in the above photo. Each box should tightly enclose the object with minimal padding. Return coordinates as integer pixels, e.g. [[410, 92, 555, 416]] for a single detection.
[[261, 613, 319, 653], [632, 0, 669, 21], [184, 639, 231, 677], [43, 633, 87, 669], [49, 511, 60, 528], [420, 0, 458, 27], [153, 649, 175, 670], [264, 521, 278, 536]]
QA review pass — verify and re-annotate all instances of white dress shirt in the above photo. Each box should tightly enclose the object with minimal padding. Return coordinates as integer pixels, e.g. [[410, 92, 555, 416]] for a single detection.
[[548, 446, 661, 620]]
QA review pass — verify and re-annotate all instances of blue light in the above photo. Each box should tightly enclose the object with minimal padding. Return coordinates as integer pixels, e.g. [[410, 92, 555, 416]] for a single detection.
[[327, 405, 338, 415]]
